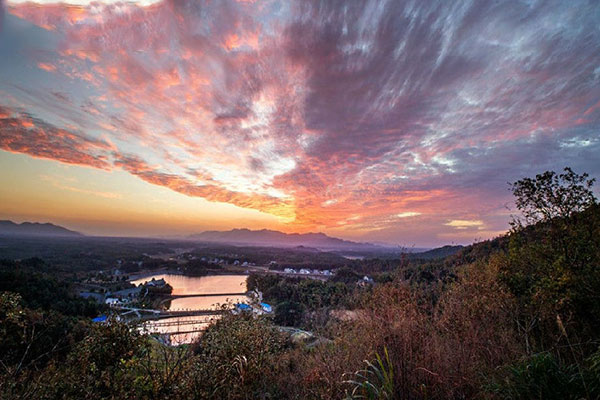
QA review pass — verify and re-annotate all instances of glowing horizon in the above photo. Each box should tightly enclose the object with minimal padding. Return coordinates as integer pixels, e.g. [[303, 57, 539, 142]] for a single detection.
[[1, 0, 599, 247]]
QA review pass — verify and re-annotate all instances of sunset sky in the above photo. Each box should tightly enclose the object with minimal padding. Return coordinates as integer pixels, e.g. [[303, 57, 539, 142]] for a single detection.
[[0, 0, 599, 247]]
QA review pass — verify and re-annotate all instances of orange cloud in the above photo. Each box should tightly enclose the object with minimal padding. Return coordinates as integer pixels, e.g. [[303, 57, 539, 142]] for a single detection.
[[0, 106, 112, 170], [113, 155, 295, 219], [224, 34, 242, 50], [8, 3, 87, 30], [37, 62, 56, 72]]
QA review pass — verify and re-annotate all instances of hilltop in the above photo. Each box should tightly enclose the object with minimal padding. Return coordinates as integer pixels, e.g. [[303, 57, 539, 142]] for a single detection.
[[0, 220, 82, 237]]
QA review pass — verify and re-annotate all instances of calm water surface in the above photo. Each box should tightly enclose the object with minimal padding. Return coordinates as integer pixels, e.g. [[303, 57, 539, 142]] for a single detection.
[[131, 274, 248, 343], [131, 274, 247, 297]]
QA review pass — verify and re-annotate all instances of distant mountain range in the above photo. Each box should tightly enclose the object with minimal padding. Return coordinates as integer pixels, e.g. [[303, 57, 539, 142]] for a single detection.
[[0, 221, 464, 257], [0, 220, 82, 237], [190, 228, 390, 251]]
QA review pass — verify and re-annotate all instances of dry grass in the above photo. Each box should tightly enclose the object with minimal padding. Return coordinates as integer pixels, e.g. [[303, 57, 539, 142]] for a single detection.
[[271, 260, 523, 399]]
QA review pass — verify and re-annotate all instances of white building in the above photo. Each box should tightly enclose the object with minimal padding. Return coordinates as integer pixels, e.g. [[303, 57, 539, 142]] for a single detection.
[[105, 297, 120, 306], [362, 276, 374, 284]]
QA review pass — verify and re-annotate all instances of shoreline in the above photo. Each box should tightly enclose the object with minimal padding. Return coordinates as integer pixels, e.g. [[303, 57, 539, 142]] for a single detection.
[[128, 268, 248, 282]]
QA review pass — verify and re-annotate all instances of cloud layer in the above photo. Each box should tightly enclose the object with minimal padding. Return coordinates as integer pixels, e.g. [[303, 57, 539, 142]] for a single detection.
[[1, 0, 599, 243]]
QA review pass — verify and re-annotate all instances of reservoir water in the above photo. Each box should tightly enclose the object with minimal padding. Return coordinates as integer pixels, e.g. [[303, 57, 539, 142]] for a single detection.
[[131, 274, 248, 344]]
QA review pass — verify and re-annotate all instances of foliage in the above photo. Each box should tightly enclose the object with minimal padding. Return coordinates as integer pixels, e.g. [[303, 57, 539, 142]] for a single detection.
[[34, 321, 147, 400], [0, 237, 178, 271], [0, 292, 90, 398], [343, 347, 395, 400], [487, 349, 600, 400], [332, 267, 362, 284], [248, 273, 355, 325], [0, 292, 87, 367], [182, 258, 223, 275], [188, 313, 287, 399], [146, 282, 174, 295], [0, 260, 102, 317], [273, 300, 306, 326], [499, 205, 600, 349], [511, 167, 596, 228]]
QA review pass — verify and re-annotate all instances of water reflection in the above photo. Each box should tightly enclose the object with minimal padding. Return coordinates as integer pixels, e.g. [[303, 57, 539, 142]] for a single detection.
[[131, 274, 249, 344], [169, 295, 249, 311], [131, 274, 247, 296]]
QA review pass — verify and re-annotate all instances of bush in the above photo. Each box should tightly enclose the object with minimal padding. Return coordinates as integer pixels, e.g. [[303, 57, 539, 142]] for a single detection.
[[487, 352, 594, 400], [274, 301, 305, 327], [37, 321, 148, 399], [188, 313, 287, 399]]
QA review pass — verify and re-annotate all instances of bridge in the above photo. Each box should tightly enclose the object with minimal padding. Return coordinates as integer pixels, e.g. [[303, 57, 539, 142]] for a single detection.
[[141, 319, 210, 336], [163, 291, 249, 299], [156, 309, 227, 318], [144, 319, 210, 328], [142, 318, 210, 331], [115, 305, 228, 320]]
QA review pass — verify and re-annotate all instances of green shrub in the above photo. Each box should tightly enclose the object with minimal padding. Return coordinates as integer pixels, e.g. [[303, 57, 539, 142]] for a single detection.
[[487, 352, 599, 400], [343, 347, 395, 399]]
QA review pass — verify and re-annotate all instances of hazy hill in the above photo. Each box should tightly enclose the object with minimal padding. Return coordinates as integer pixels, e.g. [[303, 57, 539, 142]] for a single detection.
[[190, 228, 385, 251], [408, 244, 464, 260], [0, 220, 82, 237]]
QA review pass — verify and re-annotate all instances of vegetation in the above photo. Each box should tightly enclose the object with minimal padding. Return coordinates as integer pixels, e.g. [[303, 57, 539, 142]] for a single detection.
[[0, 168, 598, 399], [0, 260, 102, 316]]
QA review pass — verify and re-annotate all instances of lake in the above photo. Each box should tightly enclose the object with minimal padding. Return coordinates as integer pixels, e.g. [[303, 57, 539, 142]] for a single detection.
[[131, 274, 248, 297], [131, 274, 249, 344]]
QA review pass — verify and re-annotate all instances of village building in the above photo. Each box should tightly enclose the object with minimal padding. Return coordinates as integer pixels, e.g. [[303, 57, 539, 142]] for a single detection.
[[145, 278, 167, 288], [105, 297, 121, 306]]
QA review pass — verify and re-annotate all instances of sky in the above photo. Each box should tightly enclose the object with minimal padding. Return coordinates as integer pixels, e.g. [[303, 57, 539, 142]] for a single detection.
[[0, 0, 599, 247]]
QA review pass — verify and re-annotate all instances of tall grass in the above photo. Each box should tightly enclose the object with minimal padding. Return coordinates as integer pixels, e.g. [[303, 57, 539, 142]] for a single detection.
[[486, 349, 600, 400], [343, 347, 395, 399]]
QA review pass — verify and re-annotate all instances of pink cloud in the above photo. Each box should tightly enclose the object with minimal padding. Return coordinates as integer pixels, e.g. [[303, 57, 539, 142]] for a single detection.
[[0, 106, 112, 169], [37, 62, 56, 72]]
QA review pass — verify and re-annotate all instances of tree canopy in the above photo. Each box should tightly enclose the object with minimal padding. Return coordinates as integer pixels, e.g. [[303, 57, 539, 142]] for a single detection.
[[511, 167, 597, 228]]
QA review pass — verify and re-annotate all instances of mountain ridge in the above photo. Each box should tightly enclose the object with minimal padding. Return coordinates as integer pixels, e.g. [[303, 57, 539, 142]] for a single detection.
[[189, 228, 390, 251], [0, 220, 83, 237]]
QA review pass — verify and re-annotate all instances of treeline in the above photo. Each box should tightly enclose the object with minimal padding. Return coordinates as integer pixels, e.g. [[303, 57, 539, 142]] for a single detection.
[[0, 237, 178, 271], [247, 272, 364, 327], [0, 259, 102, 317], [188, 244, 350, 268]]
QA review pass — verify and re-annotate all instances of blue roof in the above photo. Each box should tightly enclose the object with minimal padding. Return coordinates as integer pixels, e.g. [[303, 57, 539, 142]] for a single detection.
[[235, 303, 252, 310], [92, 315, 107, 322], [260, 302, 272, 312]]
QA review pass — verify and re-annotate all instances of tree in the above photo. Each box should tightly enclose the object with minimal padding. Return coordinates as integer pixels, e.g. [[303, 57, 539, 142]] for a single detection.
[[274, 301, 305, 327], [503, 168, 600, 350], [510, 167, 596, 228], [39, 321, 148, 399]]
